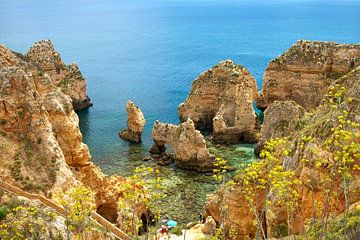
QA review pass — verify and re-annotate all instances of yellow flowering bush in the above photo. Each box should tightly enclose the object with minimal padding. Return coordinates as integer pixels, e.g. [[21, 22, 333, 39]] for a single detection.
[[0, 203, 60, 240]]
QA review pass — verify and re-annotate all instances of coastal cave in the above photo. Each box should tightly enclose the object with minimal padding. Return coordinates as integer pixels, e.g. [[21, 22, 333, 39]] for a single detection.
[[96, 204, 118, 224]]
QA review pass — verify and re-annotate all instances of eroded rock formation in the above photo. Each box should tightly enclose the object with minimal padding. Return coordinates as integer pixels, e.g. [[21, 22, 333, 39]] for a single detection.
[[178, 60, 259, 144], [150, 119, 215, 171], [26, 40, 92, 111], [0, 42, 136, 225], [255, 100, 306, 155], [119, 100, 146, 143], [205, 66, 360, 239], [257, 40, 360, 111]]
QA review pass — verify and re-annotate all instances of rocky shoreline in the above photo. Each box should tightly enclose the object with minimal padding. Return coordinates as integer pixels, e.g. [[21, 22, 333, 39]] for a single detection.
[[1, 39, 360, 239]]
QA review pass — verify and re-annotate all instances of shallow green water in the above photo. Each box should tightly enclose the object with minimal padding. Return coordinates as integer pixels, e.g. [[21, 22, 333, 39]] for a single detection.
[[98, 140, 256, 228]]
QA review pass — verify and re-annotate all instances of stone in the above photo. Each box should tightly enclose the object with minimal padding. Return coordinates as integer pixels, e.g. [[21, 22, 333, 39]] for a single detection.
[[205, 66, 360, 239], [257, 40, 360, 111], [150, 119, 215, 172], [178, 59, 259, 144], [26, 40, 92, 111], [119, 100, 146, 143], [0, 42, 146, 226], [202, 216, 217, 235], [255, 100, 306, 155]]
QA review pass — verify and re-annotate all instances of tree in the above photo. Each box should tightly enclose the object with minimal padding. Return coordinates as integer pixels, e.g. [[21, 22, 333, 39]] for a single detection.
[[117, 166, 165, 239]]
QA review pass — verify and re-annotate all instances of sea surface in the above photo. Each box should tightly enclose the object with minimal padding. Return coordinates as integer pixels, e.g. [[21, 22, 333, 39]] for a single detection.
[[1, 0, 360, 225]]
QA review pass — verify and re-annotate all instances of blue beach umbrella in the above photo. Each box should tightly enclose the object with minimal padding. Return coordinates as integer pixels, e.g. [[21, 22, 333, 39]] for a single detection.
[[167, 220, 177, 227]]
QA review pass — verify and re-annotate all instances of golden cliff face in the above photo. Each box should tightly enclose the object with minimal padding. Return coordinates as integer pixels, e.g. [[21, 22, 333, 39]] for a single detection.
[[178, 59, 259, 144], [0, 42, 127, 224], [0, 44, 81, 192], [26, 40, 92, 111], [205, 66, 360, 239], [257, 40, 360, 111]]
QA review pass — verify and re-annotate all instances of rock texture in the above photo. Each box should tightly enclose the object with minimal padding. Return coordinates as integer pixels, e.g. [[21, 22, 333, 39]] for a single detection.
[[150, 119, 215, 171], [205, 66, 360, 239], [0, 42, 140, 225], [178, 60, 259, 144], [202, 216, 217, 235], [26, 40, 92, 111], [257, 40, 360, 111], [255, 100, 306, 155], [119, 100, 146, 143]]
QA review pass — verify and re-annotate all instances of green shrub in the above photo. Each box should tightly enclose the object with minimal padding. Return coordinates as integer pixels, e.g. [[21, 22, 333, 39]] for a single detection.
[[304, 206, 360, 240], [0, 206, 8, 220], [170, 226, 183, 236]]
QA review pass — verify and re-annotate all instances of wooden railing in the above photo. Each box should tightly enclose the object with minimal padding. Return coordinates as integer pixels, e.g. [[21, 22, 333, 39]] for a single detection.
[[0, 181, 132, 240]]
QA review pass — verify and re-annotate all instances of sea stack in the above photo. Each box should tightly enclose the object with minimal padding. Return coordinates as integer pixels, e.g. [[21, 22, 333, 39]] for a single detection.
[[119, 100, 146, 143], [150, 119, 215, 172], [178, 59, 259, 144]]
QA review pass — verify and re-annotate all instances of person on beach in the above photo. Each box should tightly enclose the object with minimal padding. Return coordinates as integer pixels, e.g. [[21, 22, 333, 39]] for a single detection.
[[157, 225, 169, 240]]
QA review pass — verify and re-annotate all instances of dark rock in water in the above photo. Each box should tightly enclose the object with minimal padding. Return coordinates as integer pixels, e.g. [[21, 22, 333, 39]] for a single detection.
[[150, 143, 166, 154], [151, 154, 163, 159], [73, 96, 93, 111], [157, 160, 171, 166]]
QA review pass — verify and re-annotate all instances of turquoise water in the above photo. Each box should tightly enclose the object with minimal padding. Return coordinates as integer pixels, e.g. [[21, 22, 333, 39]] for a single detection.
[[1, 0, 360, 224]]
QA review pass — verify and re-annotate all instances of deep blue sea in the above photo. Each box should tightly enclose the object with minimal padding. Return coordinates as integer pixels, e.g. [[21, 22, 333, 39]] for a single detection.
[[1, 0, 360, 223]]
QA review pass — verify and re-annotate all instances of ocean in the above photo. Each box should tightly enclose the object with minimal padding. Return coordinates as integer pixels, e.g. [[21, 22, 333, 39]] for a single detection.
[[1, 0, 359, 224]]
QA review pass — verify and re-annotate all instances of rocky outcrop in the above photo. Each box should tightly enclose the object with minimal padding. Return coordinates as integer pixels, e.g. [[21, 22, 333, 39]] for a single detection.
[[26, 40, 92, 111], [150, 119, 215, 171], [255, 100, 306, 155], [119, 100, 146, 143], [202, 216, 217, 235], [257, 40, 360, 110], [205, 66, 360, 239], [0, 42, 140, 226], [178, 60, 259, 144], [260, 101, 306, 141]]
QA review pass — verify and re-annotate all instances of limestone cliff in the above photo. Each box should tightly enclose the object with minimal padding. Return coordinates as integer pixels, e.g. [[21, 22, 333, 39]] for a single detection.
[[178, 60, 259, 144], [257, 40, 360, 110], [205, 66, 360, 239], [255, 100, 306, 155], [150, 119, 215, 171], [119, 100, 146, 143], [26, 40, 92, 111], [0, 42, 130, 224]]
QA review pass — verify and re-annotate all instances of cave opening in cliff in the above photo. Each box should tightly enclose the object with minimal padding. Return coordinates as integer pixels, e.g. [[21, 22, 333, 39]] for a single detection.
[[96, 204, 118, 224], [138, 211, 155, 235]]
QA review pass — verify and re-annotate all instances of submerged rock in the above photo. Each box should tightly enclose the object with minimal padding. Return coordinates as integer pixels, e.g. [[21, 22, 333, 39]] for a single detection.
[[119, 100, 146, 143], [26, 39, 92, 111], [257, 40, 360, 111], [150, 119, 215, 172], [178, 59, 259, 144]]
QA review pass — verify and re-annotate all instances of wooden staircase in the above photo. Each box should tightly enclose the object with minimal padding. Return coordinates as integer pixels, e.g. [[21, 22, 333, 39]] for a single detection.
[[0, 181, 132, 240]]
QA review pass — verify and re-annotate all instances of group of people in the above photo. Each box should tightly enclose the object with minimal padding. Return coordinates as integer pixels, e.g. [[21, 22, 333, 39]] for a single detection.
[[156, 213, 204, 240]]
